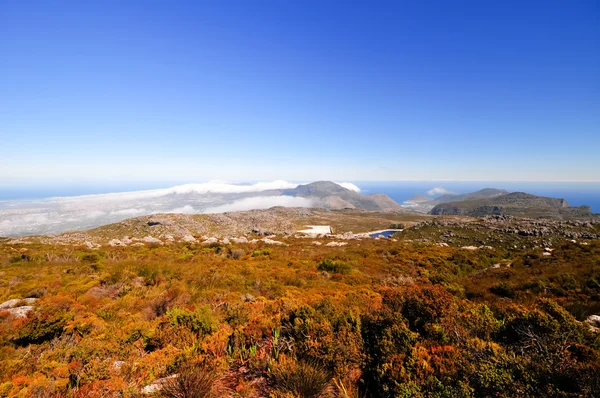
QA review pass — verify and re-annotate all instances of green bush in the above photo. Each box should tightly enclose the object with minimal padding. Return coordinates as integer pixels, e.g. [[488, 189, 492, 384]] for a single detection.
[[252, 249, 271, 257], [166, 306, 216, 336], [12, 310, 74, 346], [317, 259, 352, 274]]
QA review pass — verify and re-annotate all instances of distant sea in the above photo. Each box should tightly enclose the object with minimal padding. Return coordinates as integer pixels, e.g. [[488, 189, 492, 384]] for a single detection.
[[0, 181, 599, 214], [357, 181, 600, 214]]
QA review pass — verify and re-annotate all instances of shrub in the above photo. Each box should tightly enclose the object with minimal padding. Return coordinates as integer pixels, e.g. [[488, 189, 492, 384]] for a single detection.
[[160, 363, 222, 398], [230, 249, 244, 260], [490, 282, 515, 298], [269, 358, 331, 398], [252, 249, 271, 257], [166, 306, 216, 336], [317, 259, 352, 274], [12, 310, 74, 346]]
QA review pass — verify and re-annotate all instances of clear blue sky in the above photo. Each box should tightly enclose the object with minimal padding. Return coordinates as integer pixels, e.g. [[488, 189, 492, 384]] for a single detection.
[[1, 0, 599, 185]]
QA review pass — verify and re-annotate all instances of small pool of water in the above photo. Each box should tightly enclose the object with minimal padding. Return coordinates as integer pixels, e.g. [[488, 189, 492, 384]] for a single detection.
[[369, 230, 401, 238]]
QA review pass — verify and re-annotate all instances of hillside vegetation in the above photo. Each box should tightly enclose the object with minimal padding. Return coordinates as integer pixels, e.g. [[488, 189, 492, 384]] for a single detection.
[[0, 218, 599, 397]]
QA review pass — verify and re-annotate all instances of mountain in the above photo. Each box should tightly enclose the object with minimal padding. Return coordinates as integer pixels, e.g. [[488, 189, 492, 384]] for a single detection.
[[430, 192, 593, 219], [283, 181, 404, 211], [434, 188, 509, 204], [403, 188, 509, 213]]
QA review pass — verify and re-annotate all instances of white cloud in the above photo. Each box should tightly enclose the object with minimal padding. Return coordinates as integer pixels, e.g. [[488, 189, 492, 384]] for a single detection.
[[169, 205, 197, 214], [336, 182, 361, 192], [85, 210, 107, 219], [203, 196, 314, 214], [427, 187, 455, 197], [108, 208, 147, 216]]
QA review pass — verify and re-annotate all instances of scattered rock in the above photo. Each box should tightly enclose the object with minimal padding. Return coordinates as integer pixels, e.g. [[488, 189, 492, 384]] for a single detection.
[[108, 239, 126, 247], [325, 241, 348, 247], [112, 361, 125, 371], [262, 238, 286, 246], [141, 374, 178, 394], [241, 293, 255, 302]]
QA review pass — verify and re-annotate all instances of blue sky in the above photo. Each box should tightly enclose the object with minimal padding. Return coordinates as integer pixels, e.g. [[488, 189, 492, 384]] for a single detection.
[[1, 0, 599, 185]]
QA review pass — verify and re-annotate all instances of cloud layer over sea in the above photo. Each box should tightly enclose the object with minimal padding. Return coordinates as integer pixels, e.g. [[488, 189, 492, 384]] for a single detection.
[[0, 181, 360, 237]]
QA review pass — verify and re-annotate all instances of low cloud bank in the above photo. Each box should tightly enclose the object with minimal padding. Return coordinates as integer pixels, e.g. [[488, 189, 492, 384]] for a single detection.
[[203, 196, 314, 214], [336, 182, 361, 192], [0, 180, 346, 236], [427, 187, 455, 197], [51, 180, 301, 202]]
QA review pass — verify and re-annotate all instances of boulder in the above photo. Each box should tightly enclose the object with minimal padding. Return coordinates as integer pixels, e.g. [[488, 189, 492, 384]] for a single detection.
[[0, 298, 37, 319], [182, 234, 197, 243], [142, 236, 163, 245], [586, 315, 600, 328]]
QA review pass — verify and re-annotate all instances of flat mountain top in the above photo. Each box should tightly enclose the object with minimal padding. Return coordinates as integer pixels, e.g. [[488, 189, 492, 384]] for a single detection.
[[435, 188, 509, 204], [430, 192, 592, 219], [403, 188, 510, 213]]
